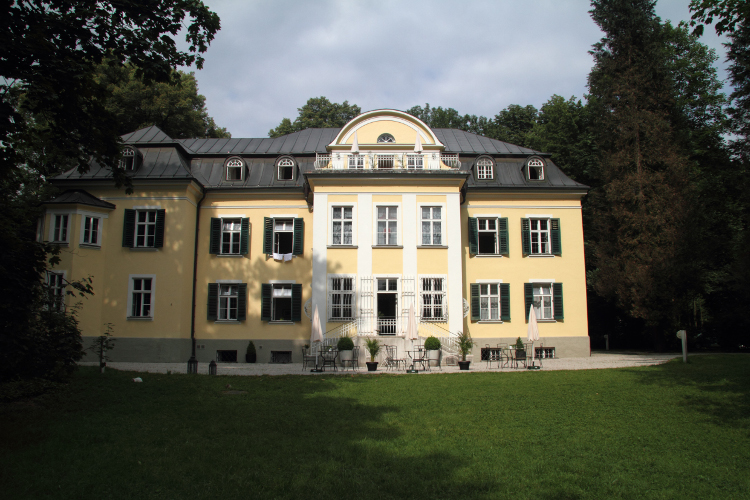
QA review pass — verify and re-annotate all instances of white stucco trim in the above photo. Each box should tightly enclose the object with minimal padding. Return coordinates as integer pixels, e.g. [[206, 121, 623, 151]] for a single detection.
[[403, 194, 417, 273], [312, 193, 328, 328], [357, 193, 373, 314], [529, 279, 556, 283], [446, 192, 462, 333]]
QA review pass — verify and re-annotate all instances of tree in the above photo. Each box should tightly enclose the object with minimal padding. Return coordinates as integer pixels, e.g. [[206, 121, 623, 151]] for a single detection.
[[586, 0, 693, 348], [269, 97, 361, 137], [491, 104, 539, 148], [96, 63, 230, 139], [689, 0, 750, 36]]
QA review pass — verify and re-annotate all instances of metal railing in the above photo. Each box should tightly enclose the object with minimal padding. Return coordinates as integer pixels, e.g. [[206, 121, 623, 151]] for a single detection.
[[314, 153, 460, 170]]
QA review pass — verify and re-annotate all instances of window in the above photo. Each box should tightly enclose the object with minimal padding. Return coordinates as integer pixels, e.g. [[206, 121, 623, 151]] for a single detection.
[[329, 276, 355, 320], [376, 206, 398, 245], [470, 282, 510, 321], [207, 282, 247, 321], [522, 218, 561, 256], [46, 272, 66, 312], [81, 216, 101, 246], [225, 158, 244, 181], [527, 158, 545, 180], [122, 209, 165, 249], [468, 217, 508, 256], [348, 154, 364, 169], [377, 133, 395, 143], [261, 283, 302, 322], [420, 207, 442, 245], [120, 147, 137, 171], [263, 217, 304, 256], [407, 154, 423, 169], [420, 277, 446, 321], [52, 214, 69, 243], [130, 277, 153, 318], [209, 217, 249, 255], [476, 157, 494, 180], [277, 157, 295, 180], [377, 154, 395, 169], [331, 207, 353, 245], [525, 282, 563, 321]]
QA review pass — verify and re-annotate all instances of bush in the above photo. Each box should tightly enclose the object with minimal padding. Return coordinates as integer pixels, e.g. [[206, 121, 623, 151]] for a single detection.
[[337, 336, 354, 351], [246, 341, 256, 356], [424, 336, 441, 350], [364, 338, 380, 361], [514, 337, 525, 350]]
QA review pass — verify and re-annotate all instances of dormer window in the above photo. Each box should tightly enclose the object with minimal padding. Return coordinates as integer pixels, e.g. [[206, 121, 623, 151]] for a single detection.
[[377, 133, 395, 143], [527, 157, 545, 180], [225, 157, 245, 181], [476, 157, 494, 180], [277, 157, 295, 181], [120, 147, 137, 171]]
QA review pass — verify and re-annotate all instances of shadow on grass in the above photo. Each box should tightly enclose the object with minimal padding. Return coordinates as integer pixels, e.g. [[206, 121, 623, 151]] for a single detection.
[[0, 367, 501, 500], [624, 354, 750, 428]]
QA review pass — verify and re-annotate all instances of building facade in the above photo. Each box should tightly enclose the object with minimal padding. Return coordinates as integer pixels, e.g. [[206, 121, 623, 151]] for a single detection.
[[44, 109, 589, 363]]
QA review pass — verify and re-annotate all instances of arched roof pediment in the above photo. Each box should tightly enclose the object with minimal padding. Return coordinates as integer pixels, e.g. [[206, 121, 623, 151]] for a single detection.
[[329, 109, 444, 149]]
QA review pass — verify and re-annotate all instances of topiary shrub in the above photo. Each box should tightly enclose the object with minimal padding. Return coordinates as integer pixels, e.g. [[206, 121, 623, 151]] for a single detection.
[[337, 336, 354, 351], [424, 336, 441, 350]]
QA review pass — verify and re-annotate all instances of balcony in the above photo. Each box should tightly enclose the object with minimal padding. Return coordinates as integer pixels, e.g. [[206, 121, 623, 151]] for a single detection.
[[314, 153, 460, 170]]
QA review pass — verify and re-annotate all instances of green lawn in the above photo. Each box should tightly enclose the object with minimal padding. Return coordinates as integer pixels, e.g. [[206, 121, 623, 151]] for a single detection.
[[1, 355, 748, 499]]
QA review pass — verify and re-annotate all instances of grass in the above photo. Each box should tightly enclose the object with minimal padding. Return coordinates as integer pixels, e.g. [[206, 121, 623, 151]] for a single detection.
[[1, 355, 748, 500]]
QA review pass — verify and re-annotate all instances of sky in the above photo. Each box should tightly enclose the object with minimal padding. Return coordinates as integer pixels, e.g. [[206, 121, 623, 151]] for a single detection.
[[184, 0, 730, 138]]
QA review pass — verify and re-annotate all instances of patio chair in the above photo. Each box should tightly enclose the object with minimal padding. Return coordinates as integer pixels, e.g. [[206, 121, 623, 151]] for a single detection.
[[302, 346, 317, 371], [409, 346, 429, 371], [512, 348, 527, 369], [341, 346, 360, 371], [497, 344, 510, 368], [320, 348, 338, 372]]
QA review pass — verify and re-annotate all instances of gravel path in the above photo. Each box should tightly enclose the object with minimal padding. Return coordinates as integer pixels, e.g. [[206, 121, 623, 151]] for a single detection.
[[80, 352, 679, 376]]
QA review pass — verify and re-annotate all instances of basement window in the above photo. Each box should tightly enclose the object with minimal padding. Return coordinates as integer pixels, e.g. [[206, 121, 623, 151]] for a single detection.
[[216, 350, 238, 363]]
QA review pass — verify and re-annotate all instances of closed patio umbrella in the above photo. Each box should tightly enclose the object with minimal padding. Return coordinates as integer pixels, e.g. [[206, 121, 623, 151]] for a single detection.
[[406, 304, 420, 372], [351, 131, 359, 154], [527, 304, 540, 365], [413, 132, 423, 153], [310, 305, 324, 372]]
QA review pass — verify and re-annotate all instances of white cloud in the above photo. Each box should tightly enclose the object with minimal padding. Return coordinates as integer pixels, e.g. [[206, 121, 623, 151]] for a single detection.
[[186, 0, 730, 137]]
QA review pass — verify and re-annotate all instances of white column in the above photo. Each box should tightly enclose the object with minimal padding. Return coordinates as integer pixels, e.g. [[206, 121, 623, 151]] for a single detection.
[[403, 194, 417, 277], [357, 194, 373, 312], [312, 193, 328, 329], [447, 192, 463, 334]]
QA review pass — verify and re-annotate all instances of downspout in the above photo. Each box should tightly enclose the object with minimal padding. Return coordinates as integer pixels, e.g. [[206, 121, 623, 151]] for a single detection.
[[188, 185, 207, 371]]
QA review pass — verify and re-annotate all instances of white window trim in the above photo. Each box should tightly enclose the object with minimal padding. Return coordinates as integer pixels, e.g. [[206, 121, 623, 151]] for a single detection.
[[133, 205, 162, 210], [476, 279, 504, 283], [373, 202, 402, 247], [527, 158, 545, 180], [46, 270, 67, 312], [476, 216, 502, 256], [127, 274, 156, 320], [476, 157, 495, 180], [525, 214, 553, 218], [329, 203, 357, 246], [530, 282, 555, 321], [217, 282, 241, 322], [270, 281, 295, 323], [276, 157, 296, 181], [80, 214, 103, 246], [417, 203, 446, 247], [269, 280, 296, 284], [225, 158, 245, 182], [478, 281, 504, 323], [219, 217, 243, 255], [49, 213, 71, 243], [529, 278, 556, 283], [418, 274, 447, 321], [327, 273, 357, 321]]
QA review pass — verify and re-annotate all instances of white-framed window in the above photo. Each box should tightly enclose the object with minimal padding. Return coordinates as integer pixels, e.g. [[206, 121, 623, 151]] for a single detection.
[[530, 219, 551, 254], [479, 283, 501, 321], [120, 147, 137, 171], [81, 215, 102, 246], [225, 158, 245, 181], [406, 154, 424, 169], [328, 275, 356, 321], [331, 206, 353, 245], [273, 218, 294, 254], [221, 218, 242, 254], [128, 275, 155, 319], [527, 158, 545, 180], [46, 271, 66, 312], [478, 218, 498, 254], [277, 157, 295, 180], [420, 206, 443, 245], [348, 154, 364, 169], [135, 210, 158, 248], [420, 276, 446, 321], [377, 133, 395, 143], [218, 284, 239, 320], [376, 206, 398, 245], [272, 283, 293, 321], [51, 214, 69, 243], [533, 284, 553, 320], [476, 157, 494, 180]]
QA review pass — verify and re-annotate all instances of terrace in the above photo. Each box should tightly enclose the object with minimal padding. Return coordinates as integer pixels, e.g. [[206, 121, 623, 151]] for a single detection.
[[314, 152, 460, 170]]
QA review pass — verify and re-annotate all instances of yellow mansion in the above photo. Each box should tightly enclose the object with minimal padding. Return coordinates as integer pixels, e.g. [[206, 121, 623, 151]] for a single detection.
[[43, 109, 589, 364]]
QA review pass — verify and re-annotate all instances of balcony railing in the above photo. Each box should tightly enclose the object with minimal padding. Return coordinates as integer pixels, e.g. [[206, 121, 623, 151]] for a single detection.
[[314, 153, 460, 170]]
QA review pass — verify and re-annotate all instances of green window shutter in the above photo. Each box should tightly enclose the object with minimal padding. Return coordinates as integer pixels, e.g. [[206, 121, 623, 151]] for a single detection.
[[498, 217, 509, 255], [122, 209, 135, 247], [207, 283, 218, 320], [237, 284, 247, 321], [500, 283, 510, 321], [291, 284, 302, 322], [470, 284, 480, 321], [154, 209, 166, 248], [261, 284, 272, 321], [524, 283, 534, 321], [468, 217, 478, 255], [553, 283, 564, 320], [209, 218, 221, 254], [551, 218, 561, 255], [240, 218, 250, 255], [293, 218, 304, 255], [521, 218, 531, 255], [263, 217, 273, 254]]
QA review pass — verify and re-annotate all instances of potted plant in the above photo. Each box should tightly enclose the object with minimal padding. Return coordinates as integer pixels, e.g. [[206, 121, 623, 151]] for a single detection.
[[337, 335, 354, 364], [364, 337, 380, 371], [245, 340, 256, 363], [456, 331, 475, 370], [513, 337, 526, 366], [424, 336, 441, 366]]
